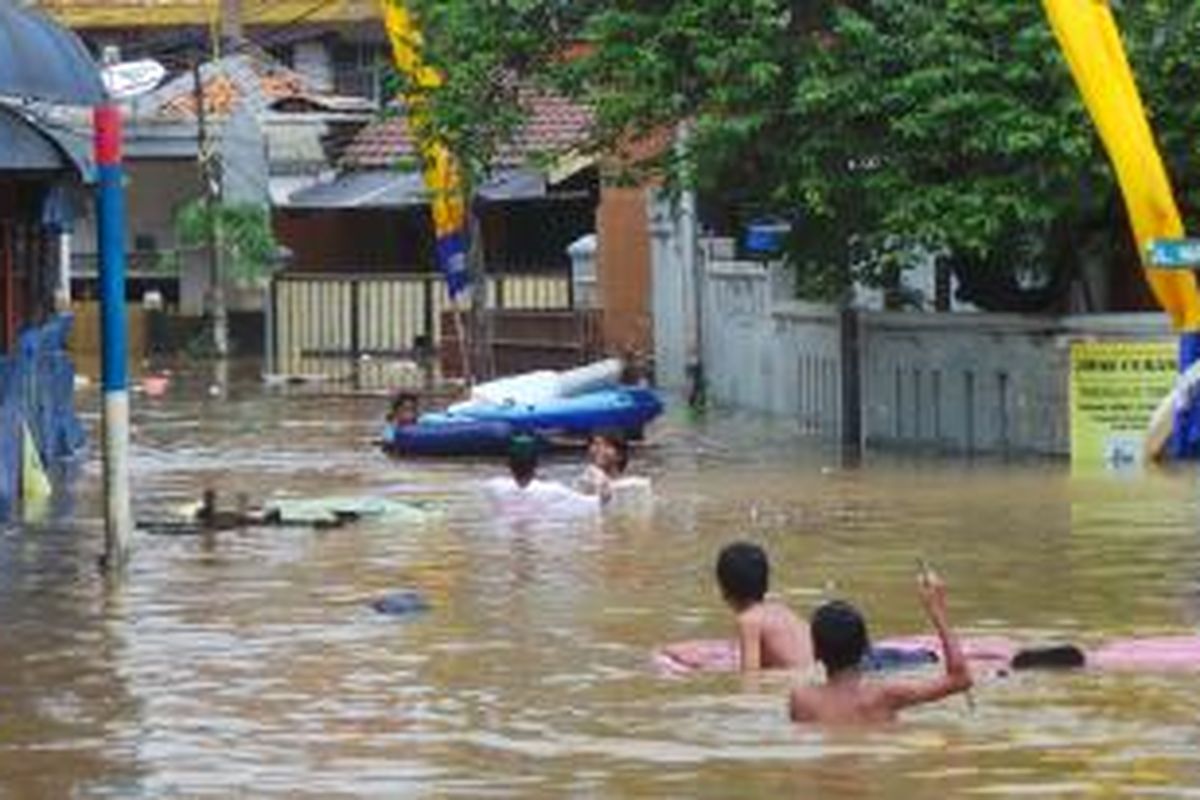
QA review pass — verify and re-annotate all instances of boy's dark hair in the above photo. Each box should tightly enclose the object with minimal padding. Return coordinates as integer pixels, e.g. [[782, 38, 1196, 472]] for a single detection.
[[508, 435, 538, 484], [593, 428, 630, 473], [390, 392, 418, 412], [811, 600, 870, 676], [716, 542, 769, 606]]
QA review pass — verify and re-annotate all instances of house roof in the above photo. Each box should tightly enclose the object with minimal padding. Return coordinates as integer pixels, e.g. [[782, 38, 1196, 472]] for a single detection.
[[341, 90, 593, 171], [283, 167, 547, 209], [0, 104, 78, 172], [145, 52, 374, 121], [37, 0, 377, 29]]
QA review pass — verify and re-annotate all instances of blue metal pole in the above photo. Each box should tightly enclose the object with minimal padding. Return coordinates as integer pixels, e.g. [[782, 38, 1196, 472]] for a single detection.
[[94, 103, 132, 569]]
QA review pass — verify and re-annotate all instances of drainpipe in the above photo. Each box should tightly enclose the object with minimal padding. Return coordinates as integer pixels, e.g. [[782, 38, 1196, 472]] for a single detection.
[[94, 94, 133, 570], [55, 231, 71, 311], [2, 224, 12, 351]]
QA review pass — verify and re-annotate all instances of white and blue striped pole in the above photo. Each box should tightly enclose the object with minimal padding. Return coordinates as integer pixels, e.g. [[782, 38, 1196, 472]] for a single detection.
[[94, 102, 133, 569]]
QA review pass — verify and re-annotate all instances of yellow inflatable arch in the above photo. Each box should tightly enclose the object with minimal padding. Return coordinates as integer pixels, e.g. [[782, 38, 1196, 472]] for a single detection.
[[1042, 0, 1200, 330]]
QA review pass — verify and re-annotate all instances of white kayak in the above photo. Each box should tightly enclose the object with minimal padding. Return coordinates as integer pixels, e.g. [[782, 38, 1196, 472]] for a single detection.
[[455, 358, 624, 411]]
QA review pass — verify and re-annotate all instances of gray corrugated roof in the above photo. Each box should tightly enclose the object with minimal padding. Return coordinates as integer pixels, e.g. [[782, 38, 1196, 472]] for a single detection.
[[0, 104, 92, 178], [283, 168, 548, 209]]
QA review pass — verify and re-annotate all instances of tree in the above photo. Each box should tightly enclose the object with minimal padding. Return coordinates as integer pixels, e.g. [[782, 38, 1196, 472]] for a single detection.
[[176, 200, 280, 282], [383, 1, 586, 378], [549, 1, 1107, 306], [394, 1, 1200, 311]]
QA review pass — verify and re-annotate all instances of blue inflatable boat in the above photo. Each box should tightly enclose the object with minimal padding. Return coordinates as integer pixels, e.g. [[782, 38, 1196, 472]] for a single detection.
[[420, 387, 663, 438], [382, 419, 522, 457]]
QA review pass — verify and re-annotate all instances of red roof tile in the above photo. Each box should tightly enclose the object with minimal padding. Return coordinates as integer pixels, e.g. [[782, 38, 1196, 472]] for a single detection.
[[341, 90, 593, 170]]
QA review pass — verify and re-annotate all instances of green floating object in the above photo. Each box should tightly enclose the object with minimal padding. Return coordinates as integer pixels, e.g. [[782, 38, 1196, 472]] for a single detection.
[[265, 497, 436, 527]]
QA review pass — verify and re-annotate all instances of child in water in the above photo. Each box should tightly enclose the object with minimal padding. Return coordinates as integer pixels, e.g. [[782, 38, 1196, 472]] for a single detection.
[[386, 392, 419, 427], [789, 571, 972, 724], [716, 542, 813, 671], [381, 392, 419, 450], [577, 429, 629, 502]]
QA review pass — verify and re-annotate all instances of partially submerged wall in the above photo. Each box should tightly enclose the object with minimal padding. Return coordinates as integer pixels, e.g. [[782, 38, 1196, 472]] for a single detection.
[[696, 256, 1171, 456]]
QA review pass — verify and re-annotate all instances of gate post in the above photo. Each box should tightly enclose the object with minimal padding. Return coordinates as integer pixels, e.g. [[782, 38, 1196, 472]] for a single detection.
[[840, 306, 863, 463]]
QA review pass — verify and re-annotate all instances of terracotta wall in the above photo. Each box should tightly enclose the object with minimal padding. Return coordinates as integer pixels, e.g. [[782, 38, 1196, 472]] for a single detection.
[[593, 128, 673, 358], [595, 184, 652, 355]]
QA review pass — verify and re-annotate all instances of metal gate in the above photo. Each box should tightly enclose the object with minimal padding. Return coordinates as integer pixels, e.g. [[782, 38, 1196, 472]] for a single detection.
[[269, 272, 570, 387]]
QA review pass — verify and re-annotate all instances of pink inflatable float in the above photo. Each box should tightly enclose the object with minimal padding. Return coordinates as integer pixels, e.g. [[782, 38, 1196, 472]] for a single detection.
[[655, 634, 1200, 675]]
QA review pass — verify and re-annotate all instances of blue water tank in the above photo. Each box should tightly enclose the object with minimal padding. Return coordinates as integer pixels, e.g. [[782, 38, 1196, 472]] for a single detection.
[[744, 219, 791, 255]]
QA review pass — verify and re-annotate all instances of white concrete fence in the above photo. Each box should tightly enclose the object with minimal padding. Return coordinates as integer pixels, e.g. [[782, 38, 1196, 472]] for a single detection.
[[650, 206, 1172, 455]]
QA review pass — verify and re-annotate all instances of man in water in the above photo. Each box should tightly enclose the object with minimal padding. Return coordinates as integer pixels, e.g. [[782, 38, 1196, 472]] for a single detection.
[[790, 571, 972, 724], [484, 436, 599, 518], [716, 542, 813, 671]]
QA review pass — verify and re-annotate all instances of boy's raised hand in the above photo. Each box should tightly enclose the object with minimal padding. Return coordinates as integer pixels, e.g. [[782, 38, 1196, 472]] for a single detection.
[[918, 569, 948, 621]]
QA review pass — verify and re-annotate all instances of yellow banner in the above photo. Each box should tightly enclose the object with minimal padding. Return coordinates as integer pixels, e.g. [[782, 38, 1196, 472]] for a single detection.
[[1042, 0, 1200, 331], [1069, 341, 1177, 468], [378, 0, 469, 293]]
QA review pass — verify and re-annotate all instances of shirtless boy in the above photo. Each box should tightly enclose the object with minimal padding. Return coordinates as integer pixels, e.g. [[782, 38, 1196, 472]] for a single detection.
[[790, 572, 972, 724], [716, 542, 813, 671]]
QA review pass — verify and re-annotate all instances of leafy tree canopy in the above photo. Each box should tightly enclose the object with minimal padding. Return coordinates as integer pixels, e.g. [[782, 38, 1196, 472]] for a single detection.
[[176, 201, 281, 281], [389, 0, 1200, 307]]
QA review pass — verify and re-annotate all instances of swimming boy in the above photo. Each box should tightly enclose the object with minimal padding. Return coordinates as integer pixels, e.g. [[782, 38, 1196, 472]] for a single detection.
[[381, 392, 419, 450], [790, 572, 972, 724], [386, 392, 420, 427], [716, 542, 812, 671]]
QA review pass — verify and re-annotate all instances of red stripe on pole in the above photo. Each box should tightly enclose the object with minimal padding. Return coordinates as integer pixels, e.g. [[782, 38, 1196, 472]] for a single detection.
[[93, 104, 122, 166]]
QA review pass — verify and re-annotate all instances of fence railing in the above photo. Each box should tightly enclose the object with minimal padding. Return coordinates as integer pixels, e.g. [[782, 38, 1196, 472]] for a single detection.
[[269, 272, 571, 386], [697, 258, 1172, 456]]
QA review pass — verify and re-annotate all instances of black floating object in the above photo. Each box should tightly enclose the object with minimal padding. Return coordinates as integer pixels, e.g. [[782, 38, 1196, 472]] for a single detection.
[[1010, 644, 1087, 670], [372, 591, 430, 616], [862, 645, 939, 672]]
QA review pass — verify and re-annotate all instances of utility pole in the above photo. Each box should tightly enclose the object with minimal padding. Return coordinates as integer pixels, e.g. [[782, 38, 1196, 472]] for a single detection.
[[95, 48, 133, 570], [193, 60, 228, 358]]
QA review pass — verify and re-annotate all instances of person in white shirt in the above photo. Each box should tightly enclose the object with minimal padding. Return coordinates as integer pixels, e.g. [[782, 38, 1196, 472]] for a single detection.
[[484, 436, 600, 519]]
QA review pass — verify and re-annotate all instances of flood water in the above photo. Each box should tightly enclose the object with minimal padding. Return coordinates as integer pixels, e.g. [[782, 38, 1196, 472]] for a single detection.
[[3, 365, 1200, 797]]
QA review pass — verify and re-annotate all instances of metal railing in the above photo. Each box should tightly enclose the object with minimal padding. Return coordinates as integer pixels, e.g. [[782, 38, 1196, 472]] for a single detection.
[[269, 271, 571, 385]]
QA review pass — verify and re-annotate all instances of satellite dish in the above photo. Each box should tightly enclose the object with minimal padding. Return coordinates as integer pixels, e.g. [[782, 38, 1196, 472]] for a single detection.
[[101, 59, 166, 100]]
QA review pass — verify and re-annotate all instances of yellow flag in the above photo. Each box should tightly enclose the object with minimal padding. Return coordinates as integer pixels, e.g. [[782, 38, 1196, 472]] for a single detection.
[[21, 422, 51, 517], [1042, 0, 1200, 331], [379, 0, 470, 296]]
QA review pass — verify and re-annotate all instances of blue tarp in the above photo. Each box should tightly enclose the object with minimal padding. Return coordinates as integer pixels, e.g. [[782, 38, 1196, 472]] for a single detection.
[[0, 315, 85, 520], [1169, 332, 1200, 460]]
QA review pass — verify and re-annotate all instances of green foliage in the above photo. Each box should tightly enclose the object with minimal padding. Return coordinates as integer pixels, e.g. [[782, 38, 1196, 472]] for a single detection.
[[387, 1, 587, 189], [553, 1, 1108, 302], [396, 0, 1200, 307], [175, 201, 280, 282]]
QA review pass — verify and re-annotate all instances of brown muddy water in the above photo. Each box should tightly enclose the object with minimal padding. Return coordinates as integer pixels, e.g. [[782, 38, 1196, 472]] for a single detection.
[[2, 365, 1200, 798]]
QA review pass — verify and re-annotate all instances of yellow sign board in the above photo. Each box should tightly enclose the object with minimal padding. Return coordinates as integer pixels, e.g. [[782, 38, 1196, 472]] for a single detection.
[[1070, 341, 1177, 469]]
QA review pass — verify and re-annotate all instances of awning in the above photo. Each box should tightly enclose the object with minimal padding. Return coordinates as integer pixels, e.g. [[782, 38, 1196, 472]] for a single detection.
[[0, 3, 105, 106], [0, 104, 90, 176], [283, 168, 549, 210]]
